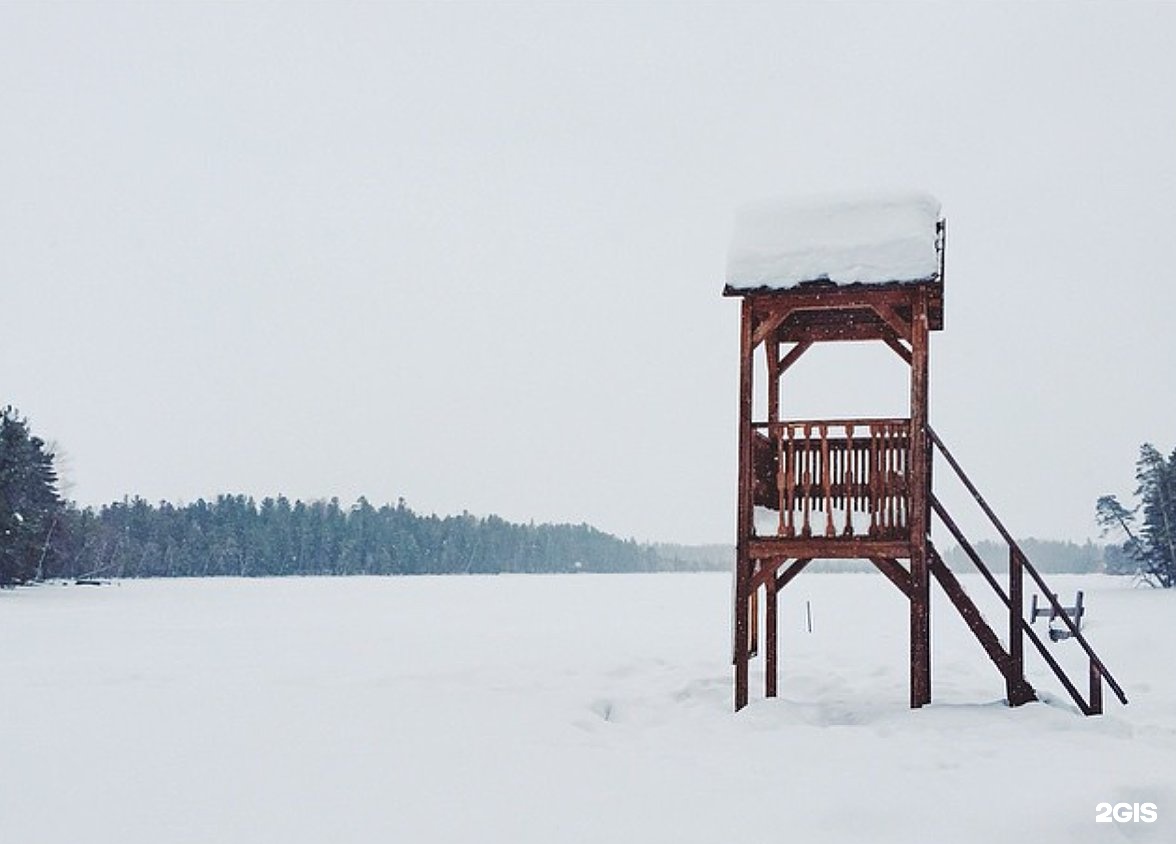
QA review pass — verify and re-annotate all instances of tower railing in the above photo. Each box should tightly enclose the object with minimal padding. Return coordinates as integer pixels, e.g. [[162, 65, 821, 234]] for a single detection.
[[751, 418, 910, 540]]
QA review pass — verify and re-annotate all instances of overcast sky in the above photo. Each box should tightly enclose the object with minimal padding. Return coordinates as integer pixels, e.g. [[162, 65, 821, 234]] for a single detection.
[[3, 2, 1173, 546]]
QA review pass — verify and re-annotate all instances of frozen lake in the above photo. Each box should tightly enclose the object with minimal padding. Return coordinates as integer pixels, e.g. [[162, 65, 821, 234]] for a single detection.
[[1, 573, 1172, 842]]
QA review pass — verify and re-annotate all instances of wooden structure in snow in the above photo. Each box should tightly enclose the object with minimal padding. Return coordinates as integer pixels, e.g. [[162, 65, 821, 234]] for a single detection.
[[1031, 591, 1086, 641], [723, 193, 1127, 715]]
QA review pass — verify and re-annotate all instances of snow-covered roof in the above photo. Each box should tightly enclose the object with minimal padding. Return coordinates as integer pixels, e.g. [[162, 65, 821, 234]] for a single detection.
[[725, 191, 943, 292]]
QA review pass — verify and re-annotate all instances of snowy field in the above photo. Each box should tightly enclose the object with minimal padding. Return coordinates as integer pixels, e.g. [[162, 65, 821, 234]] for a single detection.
[[1, 572, 1172, 843]]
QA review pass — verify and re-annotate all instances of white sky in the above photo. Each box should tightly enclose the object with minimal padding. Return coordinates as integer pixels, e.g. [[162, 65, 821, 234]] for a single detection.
[[3, 2, 1173, 546]]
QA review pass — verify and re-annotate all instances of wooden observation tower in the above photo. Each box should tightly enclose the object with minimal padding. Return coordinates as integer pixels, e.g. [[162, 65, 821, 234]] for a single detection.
[[723, 193, 1127, 715]]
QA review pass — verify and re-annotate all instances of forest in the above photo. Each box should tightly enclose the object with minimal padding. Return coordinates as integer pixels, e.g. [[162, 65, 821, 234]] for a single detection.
[[49, 495, 690, 580], [0, 407, 700, 584]]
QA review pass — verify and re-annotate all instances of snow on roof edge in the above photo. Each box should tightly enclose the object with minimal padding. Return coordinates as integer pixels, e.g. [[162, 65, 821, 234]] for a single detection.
[[725, 190, 943, 291]]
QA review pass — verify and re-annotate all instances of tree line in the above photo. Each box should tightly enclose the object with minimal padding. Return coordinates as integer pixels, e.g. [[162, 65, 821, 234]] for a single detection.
[[51, 495, 690, 579], [1, 407, 699, 584]]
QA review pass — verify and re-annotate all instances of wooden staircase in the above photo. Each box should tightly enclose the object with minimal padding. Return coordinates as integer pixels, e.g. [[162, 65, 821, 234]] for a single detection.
[[926, 426, 1127, 715]]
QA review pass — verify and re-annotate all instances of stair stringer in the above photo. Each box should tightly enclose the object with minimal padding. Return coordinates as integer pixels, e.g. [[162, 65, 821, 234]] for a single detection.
[[927, 542, 1037, 706]]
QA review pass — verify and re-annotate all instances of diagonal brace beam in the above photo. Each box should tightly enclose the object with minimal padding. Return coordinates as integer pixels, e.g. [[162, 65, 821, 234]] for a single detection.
[[881, 332, 913, 365], [777, 340, 813, 375], [748, 556, 812, 592], [870, 303, 912, 342], [751, 307, 794, 349], [870, 557, 913, 597]]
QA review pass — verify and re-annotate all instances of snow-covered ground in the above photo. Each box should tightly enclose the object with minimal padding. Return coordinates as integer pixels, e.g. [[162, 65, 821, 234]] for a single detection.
[[1, 573, 1171, 843]]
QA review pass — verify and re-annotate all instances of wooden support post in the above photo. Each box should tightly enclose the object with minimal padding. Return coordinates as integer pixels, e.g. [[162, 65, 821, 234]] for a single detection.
[[1009, 547, 1025, 704], [768, 338, 787, 536], [909, 290, 931, 707], [734, 299, 754, 711], [767, 336, 780, 425], [765, 571, 778, 698], [1089, 659, 1103, 715], [910, 547, 930, 707], [749, 587, 759, 658]]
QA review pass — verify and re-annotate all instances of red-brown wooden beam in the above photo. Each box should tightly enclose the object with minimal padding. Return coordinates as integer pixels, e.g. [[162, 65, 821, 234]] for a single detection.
[[765, 566, 778, 698], [752, 416, 910, 431], [734, 298, 754, 711], [751, 306, 795, 349], [928, 549, 1036, 706], [1089, 661, 1103, 715], [775, 557, 811, 591], [869, 557, 913, 597], [777, 340, 812, 375], [908, 289, 931, 708], [780, 322, 912, 344], [727, 282, 944, 331], [740, 286, 920, 312], [1009, 546, 1025, 706], [881, 332, 913, 365], [748, 555, 813, 592], [748, 587, 759, 658], [870, 303, 912, 342], [748, 537, 911, 561], [767, 335, 780, 425]]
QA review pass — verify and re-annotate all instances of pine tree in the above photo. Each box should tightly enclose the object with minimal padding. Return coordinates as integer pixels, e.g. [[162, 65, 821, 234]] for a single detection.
[[0, 407, 63, 585], [1097, 443, 1176, 587]]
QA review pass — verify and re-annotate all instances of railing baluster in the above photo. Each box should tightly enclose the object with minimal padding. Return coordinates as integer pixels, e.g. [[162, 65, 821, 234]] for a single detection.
[[884, 425, 889, 531], [859, 434, 867, 515], [850, 433, 859, 514], [785, 425, 796, 537], [885, 424, 895, 532], [869, 424, 880, 537], [890, 423, 899, 530], [821, 424, 834, 537], [844, 424, 855, 536], [899, 424, 908, 530], [862, 428, 869, 529], [831, 434, 841, 510], [888, 425, 896, 530], [801, 423, 813, 537], [901, 423, 909, 528], [885, 425, 891, 530], [776, 429, 787, 537]]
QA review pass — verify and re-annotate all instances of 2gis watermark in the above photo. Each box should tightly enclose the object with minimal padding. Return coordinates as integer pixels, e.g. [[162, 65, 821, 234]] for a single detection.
[[1095, 802, 1158, 824]]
